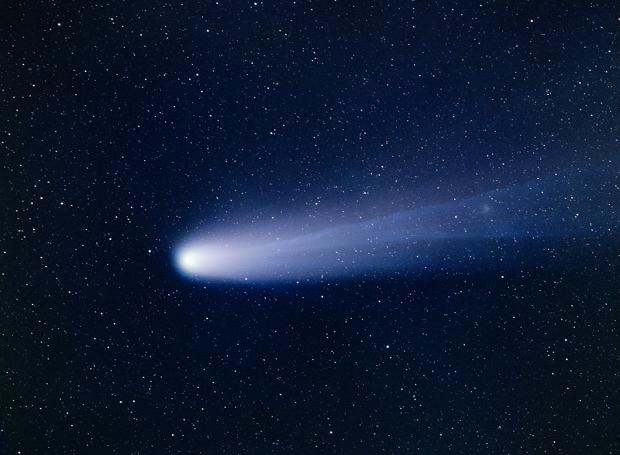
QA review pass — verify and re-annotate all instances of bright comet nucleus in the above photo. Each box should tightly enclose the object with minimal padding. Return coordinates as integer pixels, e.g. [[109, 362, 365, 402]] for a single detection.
[[175, 245, 226, 276], [176, 247, 202, 274], [175, 243, 252, 279]]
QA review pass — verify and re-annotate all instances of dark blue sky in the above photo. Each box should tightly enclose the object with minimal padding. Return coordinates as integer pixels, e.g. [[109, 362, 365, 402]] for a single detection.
[[2, 0, 619, 453]]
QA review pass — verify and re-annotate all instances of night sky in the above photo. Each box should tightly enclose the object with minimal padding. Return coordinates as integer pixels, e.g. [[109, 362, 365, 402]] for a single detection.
[[2, 0, 620, 453]]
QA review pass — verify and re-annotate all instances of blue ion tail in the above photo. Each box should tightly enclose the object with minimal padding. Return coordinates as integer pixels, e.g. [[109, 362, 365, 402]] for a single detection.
[[174, 168, 619, 282]]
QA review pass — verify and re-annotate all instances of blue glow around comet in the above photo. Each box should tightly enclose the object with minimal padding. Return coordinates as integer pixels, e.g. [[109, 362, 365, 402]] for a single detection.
[[174, 168, 618, 282]]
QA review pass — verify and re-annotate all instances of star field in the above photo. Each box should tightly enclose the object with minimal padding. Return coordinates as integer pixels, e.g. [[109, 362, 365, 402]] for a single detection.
[[1, 0, 619, 453]]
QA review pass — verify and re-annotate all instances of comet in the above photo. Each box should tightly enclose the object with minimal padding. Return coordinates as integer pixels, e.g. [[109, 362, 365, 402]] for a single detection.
[[174, 168, 617, 282]]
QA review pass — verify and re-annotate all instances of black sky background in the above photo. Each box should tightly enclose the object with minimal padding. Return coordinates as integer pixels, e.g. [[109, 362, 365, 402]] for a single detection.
[[1, 0, 619, 453]]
